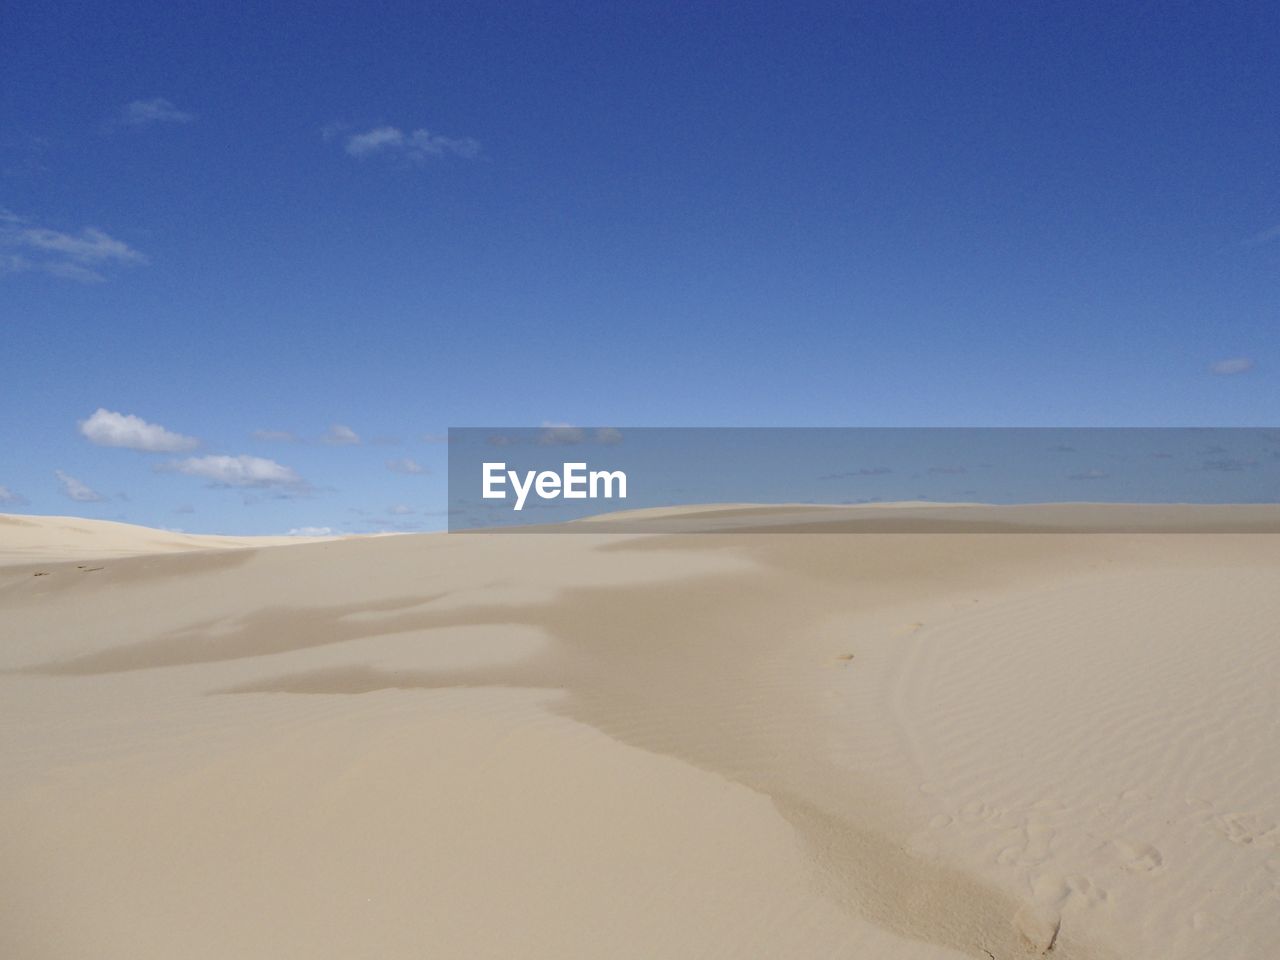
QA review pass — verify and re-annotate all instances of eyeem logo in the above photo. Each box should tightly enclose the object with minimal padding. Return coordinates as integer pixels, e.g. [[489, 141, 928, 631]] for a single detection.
[[483, 462, 627, 511]]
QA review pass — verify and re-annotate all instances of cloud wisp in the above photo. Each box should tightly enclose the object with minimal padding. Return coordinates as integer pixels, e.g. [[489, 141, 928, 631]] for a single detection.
[[79, 408, 198, 453], [386, 457, 427, 475], [820, 467, 893, 480], [163, 454, 306, 491], [338, 125, 481, 162], [252, 429, 300, 443], [1, 210, 147, 282], [1208, 357, 1255, 376], [55, 470, 105, 502], [323, 424, 361, 446], [122, 98, 195, 126], [0, 485, 28, 506], [1243, 224, 1280, 247], [257, 424, 387, 447]]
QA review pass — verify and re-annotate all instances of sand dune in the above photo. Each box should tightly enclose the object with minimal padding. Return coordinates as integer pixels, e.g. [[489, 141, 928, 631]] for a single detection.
[[2, 507, 1279, 958], [0, 513, 338, 565]]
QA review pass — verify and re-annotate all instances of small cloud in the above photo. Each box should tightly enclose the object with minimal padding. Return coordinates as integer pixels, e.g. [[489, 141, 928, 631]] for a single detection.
[[928, 465, 967, 475], [174, 503, 195, 515], [122, 98, 194, 125], [287, 526, 333, 537], [252, 428, 299, 443], [538, 422, 585, 445], [340, 125, 481, 162], [323, 423, 361, 446], [819, 467, 892, 480], [1, 210, 147, 282], [1068, 469, 1110, 481], [1049, 444, 1076, 453], [386, 457, 427, 475], [0, 484, 28, 506], [420, 432, 449, 444], [345, 126, 403, 156], [1209, 357, 1255, 376], [388, 504, 415, 515], [532, 423, 622, 446], [164, 454, 303, 489], [55, 469, 104, 502], [1203, 458, 1259, 472], [79, 408, 198, 452]]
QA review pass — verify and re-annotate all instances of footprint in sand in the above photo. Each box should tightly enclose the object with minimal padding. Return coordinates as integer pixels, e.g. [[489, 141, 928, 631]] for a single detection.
[[1113, 838, 1163, 872], [1065, 874, 1109, 905], [1214, 812, 1279, 849], [1013, 902, 1061, 954], [995, 818, 1053, 866]]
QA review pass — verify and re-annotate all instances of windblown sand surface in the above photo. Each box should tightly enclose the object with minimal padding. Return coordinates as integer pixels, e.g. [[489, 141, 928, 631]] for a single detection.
[[2, 506, 1279, 959], [0, 513, 337, 564]]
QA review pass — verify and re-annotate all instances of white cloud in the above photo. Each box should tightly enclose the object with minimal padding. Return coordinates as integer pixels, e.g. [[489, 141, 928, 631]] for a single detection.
[[323, 423, 361, 446], [386, 457, 426, 475], [1209, 357, 1255, 376], [122, 98, 194, 125], [342, 125, 481, 162], [1, 210, 147, 282], [345, 126, 404, 156], [535, 423, 622, 446], [166, 454, 302, 488], [55, 470, 104, 502], [287, 526, 334, 537], [538, 422, 585, 445], [79, 408, 198, 452], [388, 504, 415, 515], [0, 485, 27, 505]]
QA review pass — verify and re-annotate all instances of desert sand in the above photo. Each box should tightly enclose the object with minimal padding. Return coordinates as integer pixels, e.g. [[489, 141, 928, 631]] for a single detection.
[[2, 505, 1278, 959], [0, 513, 338, 564]]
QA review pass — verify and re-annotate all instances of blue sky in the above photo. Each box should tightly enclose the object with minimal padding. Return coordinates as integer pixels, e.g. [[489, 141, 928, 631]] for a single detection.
[[2, 1, 1277, 533]]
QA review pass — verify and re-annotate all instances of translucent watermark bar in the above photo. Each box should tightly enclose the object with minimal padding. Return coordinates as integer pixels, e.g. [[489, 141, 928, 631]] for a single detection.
[[447, 427, 1280, 532]]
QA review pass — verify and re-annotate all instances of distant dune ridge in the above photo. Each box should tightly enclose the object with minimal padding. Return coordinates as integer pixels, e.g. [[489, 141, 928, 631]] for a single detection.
[[0, 513, 338, 564], [2, 505, 1279, 959]]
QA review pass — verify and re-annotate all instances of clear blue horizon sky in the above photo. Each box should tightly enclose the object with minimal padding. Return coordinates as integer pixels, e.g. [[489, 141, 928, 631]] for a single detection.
[[2, 2, 1277, 533]]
